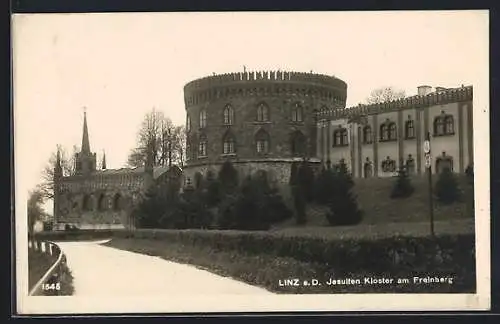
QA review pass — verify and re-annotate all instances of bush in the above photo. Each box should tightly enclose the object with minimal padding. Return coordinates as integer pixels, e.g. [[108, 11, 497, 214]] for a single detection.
[[290, 160, 316, 224], [325, 160, 363, 226], [218, 160, 239, 194], [390, 167, 415, 199], [106, 230, 476, 293], [216, 174, 292, 230], [435, 168, 461, 204], [314, 167, 336, 205]]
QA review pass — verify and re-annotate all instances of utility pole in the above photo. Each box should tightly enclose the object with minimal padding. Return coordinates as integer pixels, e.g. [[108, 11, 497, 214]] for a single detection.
[[424, 131, 435, 236]]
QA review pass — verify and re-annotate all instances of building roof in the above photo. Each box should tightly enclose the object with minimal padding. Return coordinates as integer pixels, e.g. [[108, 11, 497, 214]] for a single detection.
[[94, 166, 172, 179]]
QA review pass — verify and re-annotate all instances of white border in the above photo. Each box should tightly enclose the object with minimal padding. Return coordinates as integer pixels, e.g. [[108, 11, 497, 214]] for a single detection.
[[14, 11, 491, 314]]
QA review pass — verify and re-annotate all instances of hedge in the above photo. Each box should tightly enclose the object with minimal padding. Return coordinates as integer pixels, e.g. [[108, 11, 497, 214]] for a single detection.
[[35, 226, 476, 293]]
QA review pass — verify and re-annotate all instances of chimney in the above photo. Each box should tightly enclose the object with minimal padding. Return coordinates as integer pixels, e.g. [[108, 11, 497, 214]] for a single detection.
[[417, 85, 432, 96]]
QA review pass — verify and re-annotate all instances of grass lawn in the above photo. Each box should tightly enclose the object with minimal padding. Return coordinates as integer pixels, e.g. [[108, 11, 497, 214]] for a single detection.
[[28, 248, 58, 291], [28, 247, 75, 296]]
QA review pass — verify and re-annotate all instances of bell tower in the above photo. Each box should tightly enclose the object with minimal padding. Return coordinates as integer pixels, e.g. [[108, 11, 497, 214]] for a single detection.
[[75, 108, 97, 176]]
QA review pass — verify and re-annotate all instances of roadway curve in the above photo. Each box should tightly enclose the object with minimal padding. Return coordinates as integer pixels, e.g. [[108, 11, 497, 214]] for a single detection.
[[56, 240, 273, 296]]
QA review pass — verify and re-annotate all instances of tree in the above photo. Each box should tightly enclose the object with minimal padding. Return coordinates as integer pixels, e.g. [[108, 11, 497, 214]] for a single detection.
[[390, 166, 414, 199], [218, 161, 239, 194], [325, 160, 363, 226], [40, 146, 77, 200], [127, 109, 186, 168], [314, 167, 336, 205], [435, 168, 461, 204], [366, 86, 406, 104], [290, 160, 315, 225], [27, 187, 45, 235], [216, 173, 292, 230]]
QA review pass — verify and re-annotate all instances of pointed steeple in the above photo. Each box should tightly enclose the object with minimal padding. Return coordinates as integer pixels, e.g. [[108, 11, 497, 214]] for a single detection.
[[81, 108, 91, 154], [102, 150, 107, 170]]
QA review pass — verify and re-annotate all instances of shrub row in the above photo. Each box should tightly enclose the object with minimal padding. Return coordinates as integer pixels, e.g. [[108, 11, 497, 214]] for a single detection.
[[35, 227, 476, 293], [106, 229, 476, 293]]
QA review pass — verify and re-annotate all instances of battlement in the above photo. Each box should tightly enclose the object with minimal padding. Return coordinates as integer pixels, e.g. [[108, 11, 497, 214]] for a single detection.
[[184, 70, 348, 108], [315, 85, 473, 121], [185, 70, 346, 90]]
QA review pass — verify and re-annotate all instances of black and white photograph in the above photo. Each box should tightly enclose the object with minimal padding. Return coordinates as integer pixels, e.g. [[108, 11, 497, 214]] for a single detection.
[[13, 10, 490, 314]]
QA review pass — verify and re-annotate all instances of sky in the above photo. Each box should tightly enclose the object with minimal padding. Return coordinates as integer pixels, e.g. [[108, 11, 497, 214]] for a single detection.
[[12, 11, 488, 213]]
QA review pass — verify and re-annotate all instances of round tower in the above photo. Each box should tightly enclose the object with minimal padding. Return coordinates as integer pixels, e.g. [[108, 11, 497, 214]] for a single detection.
[[182, 70, 348, 187]]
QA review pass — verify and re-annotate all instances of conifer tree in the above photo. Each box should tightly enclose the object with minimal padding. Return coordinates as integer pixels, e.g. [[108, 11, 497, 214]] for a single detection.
[[218, 160, 239, 194], [435, 167, 461, 204], [390, 166, 414, 199], [326, 159, 363, 226]]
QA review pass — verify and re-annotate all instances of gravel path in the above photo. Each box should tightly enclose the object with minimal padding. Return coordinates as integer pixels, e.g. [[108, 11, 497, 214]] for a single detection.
[[57, 240, 273, 296]]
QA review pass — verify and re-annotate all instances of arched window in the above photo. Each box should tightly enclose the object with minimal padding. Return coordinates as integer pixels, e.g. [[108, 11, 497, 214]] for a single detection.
[[97, 194, 107, 211], [436, 153, 453, 173], [364, 158, 373, 178], [199, 109, 207, 128], [113, 193, 122, 211], [198, 134, 207, 157], [186, 141, 191, 161], [388, 123, 397, 140], [223, 105, 234, 125], [333, 128, 348, 147], [406, 154, 416, 174], [256, 103, 269, 122], [405, 120, 415, 139], [434, 116, 445, 135], [291, 103, 303, 122], [290, 130, 307, 156], [380, 124, 388, 141], [380, 122, 397, 141], [186, 115, 191, 132], [363, 126, 372, 144], [255, 129, 270, 154], [222, 132, 236, 154], [381, 156, 396, 173], [444, 115, 454, 134]]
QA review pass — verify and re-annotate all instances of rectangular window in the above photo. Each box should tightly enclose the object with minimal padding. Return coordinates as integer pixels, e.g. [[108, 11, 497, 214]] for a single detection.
[[198, 142, 207, 156]]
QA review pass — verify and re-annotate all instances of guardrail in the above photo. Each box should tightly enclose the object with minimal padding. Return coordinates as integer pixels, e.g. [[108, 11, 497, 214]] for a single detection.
[[28, 239, 65, 296]]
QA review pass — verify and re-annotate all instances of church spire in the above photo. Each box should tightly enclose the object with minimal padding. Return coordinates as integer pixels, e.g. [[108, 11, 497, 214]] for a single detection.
[[81, 107, 91, 154], [102, 150, 107, 170]]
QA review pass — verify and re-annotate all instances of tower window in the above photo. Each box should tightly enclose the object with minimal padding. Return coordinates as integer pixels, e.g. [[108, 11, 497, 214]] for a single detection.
[[291, 103, 303, 122], [223, 105, 234, 125], [199, 110, 207, 128], [255, 129, 270, 154], [222, 132, 236, 154], [198, 134, 207, 157], [257, 103, 269, 122]]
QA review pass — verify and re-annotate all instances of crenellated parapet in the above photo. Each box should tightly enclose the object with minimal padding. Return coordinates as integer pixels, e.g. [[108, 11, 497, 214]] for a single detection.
[[184, 70, 348, 108], [315, 85, 473, 121]]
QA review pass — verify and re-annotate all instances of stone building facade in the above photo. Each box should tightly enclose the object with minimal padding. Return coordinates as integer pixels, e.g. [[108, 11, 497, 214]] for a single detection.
[[316, 85, 474, 178], [182, 70, 347, 186], [53, 112, 182, 230], [53, 71, 474, 229]]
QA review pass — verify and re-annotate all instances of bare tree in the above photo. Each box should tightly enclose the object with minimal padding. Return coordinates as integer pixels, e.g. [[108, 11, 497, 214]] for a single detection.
[[126, 147, 146, 168], [172, 125, 186, 167], [127, 108, 185, 168], [27, 186, 45, 235], [366, 86, 406, 104], [40, 146, 77, 200]]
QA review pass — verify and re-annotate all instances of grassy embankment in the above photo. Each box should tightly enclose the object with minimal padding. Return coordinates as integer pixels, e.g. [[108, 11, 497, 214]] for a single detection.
[[28, 244, 74, 296]]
